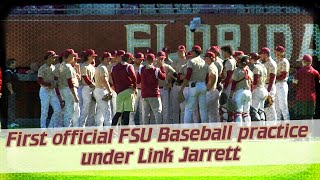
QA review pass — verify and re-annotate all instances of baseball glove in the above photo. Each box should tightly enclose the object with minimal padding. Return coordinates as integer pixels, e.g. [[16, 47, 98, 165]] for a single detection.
[[250, 106, 261, 121], [219, 92, 228, 105], [177, 92, 185, 103], [102, 93, 113, 101], [264, 95, 273, 108]]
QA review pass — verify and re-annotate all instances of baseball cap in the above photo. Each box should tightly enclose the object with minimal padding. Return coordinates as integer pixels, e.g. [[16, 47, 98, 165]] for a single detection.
[[204, 52, 216, 58], [44, 50, 59, 59], [146, 53, 155, 61], [275, 46, 285, 52], [110, 50, 117, 57], [123, 53, 133, 59], [162, 47, 170, 53], [75, 53, 81, 61], [233, 51, 245, 58], [102, 52, 113, 59], [64, 49, 77, 57], [208, 46, 220, 54], [135, 52, 145, 60], [192, 45, 202, 51], [157, 51, 166, 58], [85, 49, 98, 57], [249, 52, 260, 60], [259, 47, 270, 55], [116, 50, 125, 57], [178, 45, 186, 51], [186, 51, 193, 58], [301, 54, 312, 62]]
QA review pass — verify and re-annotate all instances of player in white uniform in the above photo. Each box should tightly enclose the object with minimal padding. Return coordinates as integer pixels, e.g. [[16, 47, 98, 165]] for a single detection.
[[250, 52, 268, 122], [38, 51, 61, 128], [274, 46, 290, 121], [259, 47, 277, 121], [229, 55, 253, 125], [220, 45, 237, 122], [93, 52, 113, 127], [170, 45, 187, 123], [204, 52, 219, 122], [108, 50, 121, 117], [79, 49, 97, 127]]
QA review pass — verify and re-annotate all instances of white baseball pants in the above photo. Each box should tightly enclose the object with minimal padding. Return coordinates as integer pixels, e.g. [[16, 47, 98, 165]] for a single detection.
[[93, 88, 112, 127], [275, 81, 290, 120], [206, 89, 220, 123], [60, 87, 80, 127], [264, 84, 277, 121], [184, 82, 207, 123], [39, 87, 61, 128]]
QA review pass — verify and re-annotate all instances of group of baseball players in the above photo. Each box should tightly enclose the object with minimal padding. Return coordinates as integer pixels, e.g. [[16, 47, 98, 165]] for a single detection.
[[37, 44, 319, 128]]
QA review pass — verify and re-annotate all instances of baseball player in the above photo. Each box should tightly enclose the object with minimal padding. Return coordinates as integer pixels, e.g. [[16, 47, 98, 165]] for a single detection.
[[204, 52, 219, 122], [58, 49, 80, 127], [111, 52, 137, 126], [177, 51, 199, 123], [208, 46, 223, 79], [229, 55, 253, 124], [107, 50, 118, 117], [38, 51, 62, 128], [93, 52, 113, 127], [250, 52, 268, 122], [130, 52, 144, 125], [162, 47, 173, 65], [170, 45, 187, 123], [274, 46, 290, 121], [220, 45, 237, 122], [155, 51, 177, 124], [178, 45, 208, 123], [137, 53, 166, 124], [259, 47, 278, 121], [79, 49, 97, 127], [293, 55, 320, 120]]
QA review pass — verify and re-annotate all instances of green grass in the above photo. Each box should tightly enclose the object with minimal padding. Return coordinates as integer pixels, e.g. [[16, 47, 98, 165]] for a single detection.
[[1, 163, 319, 179]]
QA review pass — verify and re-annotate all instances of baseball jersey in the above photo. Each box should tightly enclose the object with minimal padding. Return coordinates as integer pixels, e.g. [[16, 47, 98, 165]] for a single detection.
[[276, 58, 290, 82], [232, 67, 253, 91], [137, 65, 166, 98], [208, 62, 218, 90], [165, 57, 173, 65], [58, 63, 79, 88], [214, 57, 224, 76], [264, 58, 277, 84], [295, 65, 320, 101], [94, 64, 109, 89], [187, 56, 208, 82], [252, 62, 267, 87], [172, 58, 187, 72], [157, 63, 175, 87], [222, 57, 236, 81], [38, 64, 55, 88], [111, 62, 137, 94], [80, 62, 95, 86]]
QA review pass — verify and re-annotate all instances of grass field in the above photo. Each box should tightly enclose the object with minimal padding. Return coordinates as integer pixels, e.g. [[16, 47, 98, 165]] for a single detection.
[[0, 163, 319, 179]]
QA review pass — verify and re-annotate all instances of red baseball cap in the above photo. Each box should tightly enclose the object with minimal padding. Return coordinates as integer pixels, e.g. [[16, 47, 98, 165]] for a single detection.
[[192, 45, 202, 51], [186, 51, 193, 58], [157, 51, 166, 58], [64, 49, 77, 57], [178, 45, 186, 51], [116, 50, 125, 57], [102, 52, 113, 59], [135, 52, 145, 60], [45, 50, 59, 59], [85, 49, 98, 57], [147, 53, 155, 60], [110, 50, 117, 57], [204, 51, 216, 58], [259, 47, 270, 55], [302, 54, 312, 62], [275, 46, 285, 52], [123, 53, 133, 59], [208, 46, 220, 54], [249, 52, 260, 60], [233, 51, 245, 58], [75, 53, 81, 61]]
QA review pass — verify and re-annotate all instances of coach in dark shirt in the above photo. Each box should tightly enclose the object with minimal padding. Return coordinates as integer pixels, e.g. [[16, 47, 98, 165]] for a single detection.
[[0, 59, 18, 129]]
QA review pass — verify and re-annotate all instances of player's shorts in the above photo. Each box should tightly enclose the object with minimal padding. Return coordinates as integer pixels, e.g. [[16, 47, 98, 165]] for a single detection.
[[116, 88, 135, 112], [294, 101, 315, 116]]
